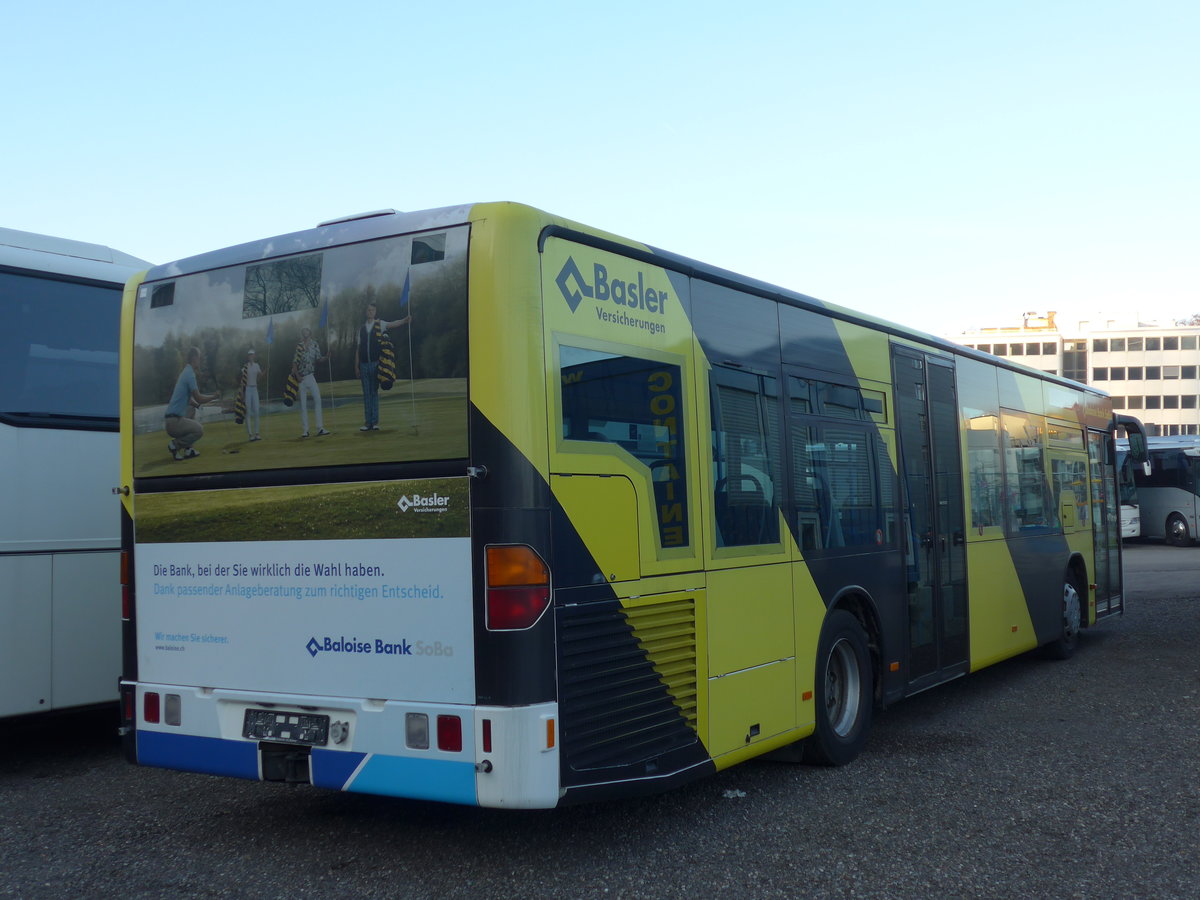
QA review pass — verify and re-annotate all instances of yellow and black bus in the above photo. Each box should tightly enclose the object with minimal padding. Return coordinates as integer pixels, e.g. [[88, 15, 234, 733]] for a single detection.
[[118, 203, 1145, 807]]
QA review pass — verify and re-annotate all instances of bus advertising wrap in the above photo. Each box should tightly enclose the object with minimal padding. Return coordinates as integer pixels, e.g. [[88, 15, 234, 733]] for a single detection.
[[133, 477, 474, 702], [131, 228, 468, 477]]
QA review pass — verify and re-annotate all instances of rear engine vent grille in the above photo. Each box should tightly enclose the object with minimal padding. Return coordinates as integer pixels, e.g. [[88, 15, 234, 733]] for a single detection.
[[558, 598, 698, 772]]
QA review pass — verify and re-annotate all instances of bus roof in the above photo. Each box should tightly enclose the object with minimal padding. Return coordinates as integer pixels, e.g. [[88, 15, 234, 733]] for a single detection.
[[0, 226, 149, 282], [141, 201, 1108, 400]]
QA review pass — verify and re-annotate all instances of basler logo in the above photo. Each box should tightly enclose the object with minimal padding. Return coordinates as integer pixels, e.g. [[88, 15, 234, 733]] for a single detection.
[[555, 256, 670, 337], [396, 493, 450, 514]]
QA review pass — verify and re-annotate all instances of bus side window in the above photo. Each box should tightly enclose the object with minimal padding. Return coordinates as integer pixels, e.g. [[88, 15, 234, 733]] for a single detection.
[[710, 367, 781, 548], [560, 346, 690, 550]]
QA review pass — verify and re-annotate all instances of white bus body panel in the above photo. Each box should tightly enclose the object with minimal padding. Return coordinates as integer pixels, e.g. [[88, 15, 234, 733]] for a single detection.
[[0, 424, 120, 716]]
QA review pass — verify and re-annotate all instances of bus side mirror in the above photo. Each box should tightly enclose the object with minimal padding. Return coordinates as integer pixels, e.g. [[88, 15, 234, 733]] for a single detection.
[[1116, 414, 1149, 473]]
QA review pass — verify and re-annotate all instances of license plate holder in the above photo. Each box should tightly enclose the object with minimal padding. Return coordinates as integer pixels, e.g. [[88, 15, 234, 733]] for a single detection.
[[243, 708, 330, 746]]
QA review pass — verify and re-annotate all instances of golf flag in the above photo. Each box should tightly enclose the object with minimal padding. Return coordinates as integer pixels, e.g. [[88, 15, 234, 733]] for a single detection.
[[265, 318, 275, 345], [399, 271, 411, 312], [319, 299, 329, 329]]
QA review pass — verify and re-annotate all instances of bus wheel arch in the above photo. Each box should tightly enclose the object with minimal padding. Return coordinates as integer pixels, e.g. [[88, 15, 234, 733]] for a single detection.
[[805, 599, 877, 766], [1042, 558, 1086, 660], [1166, 513, 1191, 547]]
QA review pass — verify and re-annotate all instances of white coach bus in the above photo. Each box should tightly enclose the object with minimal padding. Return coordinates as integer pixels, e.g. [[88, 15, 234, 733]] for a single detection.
[[1, 227, 148, 717]]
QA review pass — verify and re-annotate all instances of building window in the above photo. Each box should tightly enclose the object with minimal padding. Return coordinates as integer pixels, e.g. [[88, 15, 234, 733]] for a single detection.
[[1183, 336, 1197, 350], [1025, 342, 1040, 355], [1128, 337, 1143, 351], [1183, 395, 1197, 409], [1092, 339, 1108, 352], [1109, 338, 1126, 352], [1062, 346, 1087, 381], [976, 343, 990, 353], [1146, 366, 1161, 380], [1165, 366, 1180, 379], [1164, 336, 1179, 351], [1128, 366, 1143, 380], [1187, 425, 1198, 435], [1110, 367, 1126, 381], [1042, 342, 1056, 355], [1183, 366, 1197, 380], [993, 344, 1007, 356], [1146, 337, 1161, 351], [1010, 343, 1024, 356], [1127, 396, 1143, 409], [1164, 395, 1180, 409], [1146, 396, 1161, 409], [1092, 368, 1108, 381], [1112, 397, 1126, 409]]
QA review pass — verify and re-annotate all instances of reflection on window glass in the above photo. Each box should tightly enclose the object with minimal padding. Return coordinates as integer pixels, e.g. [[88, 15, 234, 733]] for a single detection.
[[243, 253, 323, 318], [560, 346, 689, 548], [1051, 457, 1089, 526], [966, 414, 1003, 528], [1001, 411, 1057, 533], [789, 403, 892, 553], [711, 368, 781, 547], [0, 271, 121, 420]]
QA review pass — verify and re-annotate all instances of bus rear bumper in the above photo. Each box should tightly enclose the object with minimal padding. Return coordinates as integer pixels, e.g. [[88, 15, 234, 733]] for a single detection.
[[122, 683, 561, 807]]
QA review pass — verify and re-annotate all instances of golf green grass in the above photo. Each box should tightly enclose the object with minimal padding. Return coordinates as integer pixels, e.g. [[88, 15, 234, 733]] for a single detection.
[[136, 477, 470, 543], [135, 378, 466, 477]]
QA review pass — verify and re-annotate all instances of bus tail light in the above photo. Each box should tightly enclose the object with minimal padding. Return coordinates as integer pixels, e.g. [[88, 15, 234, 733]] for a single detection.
[[485, 545, 550, 630], [437, 715, 463, 752], [144, 691, 160, 724]]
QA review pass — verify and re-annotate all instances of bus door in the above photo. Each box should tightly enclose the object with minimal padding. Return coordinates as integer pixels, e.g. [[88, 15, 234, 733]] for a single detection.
[[892, 348, 969, 687], [1088, 431, 1123, 617]]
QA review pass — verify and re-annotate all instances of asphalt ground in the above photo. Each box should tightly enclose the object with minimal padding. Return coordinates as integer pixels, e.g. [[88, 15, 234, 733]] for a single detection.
[[1, 541, 1197, 899]]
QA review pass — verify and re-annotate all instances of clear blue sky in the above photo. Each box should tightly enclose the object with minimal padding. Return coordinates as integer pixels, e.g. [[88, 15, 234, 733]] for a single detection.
[[5, 0, 1197, 334]]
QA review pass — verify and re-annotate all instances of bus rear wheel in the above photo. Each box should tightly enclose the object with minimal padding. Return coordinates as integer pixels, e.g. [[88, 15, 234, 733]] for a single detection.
[[805, 609, 873, 766], [1166, 514, 1191, 547]]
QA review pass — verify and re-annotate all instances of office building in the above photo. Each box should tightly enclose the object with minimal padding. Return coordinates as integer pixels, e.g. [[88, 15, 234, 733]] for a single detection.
[[949, 312, 1200, 436]]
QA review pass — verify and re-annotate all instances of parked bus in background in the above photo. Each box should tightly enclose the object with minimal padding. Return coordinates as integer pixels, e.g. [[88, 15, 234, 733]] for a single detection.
[[1, 227, 149, 718], [1126, 435, 1200, 546], [118, 203, 1145, 807], [1115, 446, 1141, 539]]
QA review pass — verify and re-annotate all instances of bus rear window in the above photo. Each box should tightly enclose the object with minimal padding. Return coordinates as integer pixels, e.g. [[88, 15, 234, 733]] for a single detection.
[[130, 228, 469, 477]]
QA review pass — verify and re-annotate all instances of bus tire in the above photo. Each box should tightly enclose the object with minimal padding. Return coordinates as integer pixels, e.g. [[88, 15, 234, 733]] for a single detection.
[[1041, 570, 1083, 660], [805, 609, 873, 766], [1166, 513, 1191, 547]]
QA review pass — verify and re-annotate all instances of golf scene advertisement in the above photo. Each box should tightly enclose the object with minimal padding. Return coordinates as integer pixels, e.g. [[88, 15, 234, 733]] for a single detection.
[[131, 227, 469, 477]]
